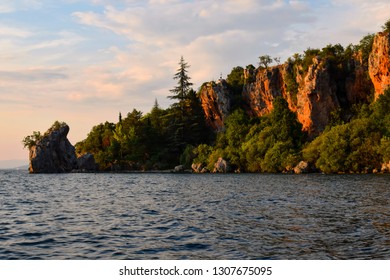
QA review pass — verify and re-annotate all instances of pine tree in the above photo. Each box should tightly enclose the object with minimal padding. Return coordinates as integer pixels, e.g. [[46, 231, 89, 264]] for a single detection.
[[169, 56, 193, 112]]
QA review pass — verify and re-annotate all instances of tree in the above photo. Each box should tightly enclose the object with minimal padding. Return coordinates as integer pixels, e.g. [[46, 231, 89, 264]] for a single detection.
[[269, 97, 304, 146], [259, 55, 273, 69], [169, 56, 193, 110], [382, 18, 390, 33], [356, 33, 375, 65], [227, 66, 245, 108], [22, 131, 42, 149], [226, 66, 244, 93]]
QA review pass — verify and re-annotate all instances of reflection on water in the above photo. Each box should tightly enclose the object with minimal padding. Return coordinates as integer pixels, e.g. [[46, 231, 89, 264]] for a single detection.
[[0, 171, 389, 259]]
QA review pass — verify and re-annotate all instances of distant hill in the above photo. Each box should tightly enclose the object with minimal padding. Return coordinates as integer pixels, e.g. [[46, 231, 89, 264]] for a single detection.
[[0, 160, 28, 170]]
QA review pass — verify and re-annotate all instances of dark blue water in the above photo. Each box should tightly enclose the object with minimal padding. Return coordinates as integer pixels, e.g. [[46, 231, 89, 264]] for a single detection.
[[0, 170, 389, 259]]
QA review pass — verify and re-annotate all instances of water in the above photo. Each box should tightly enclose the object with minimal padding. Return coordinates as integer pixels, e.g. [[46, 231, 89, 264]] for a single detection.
[[0, 170, 389, 259]]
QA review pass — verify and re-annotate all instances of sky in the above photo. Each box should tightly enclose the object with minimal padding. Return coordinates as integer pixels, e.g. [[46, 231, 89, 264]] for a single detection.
[[0, 0, 389, 166]]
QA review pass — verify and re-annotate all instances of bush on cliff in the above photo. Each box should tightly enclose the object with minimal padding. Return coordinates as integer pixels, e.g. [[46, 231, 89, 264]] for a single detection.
[[303, 88, 390, 173]]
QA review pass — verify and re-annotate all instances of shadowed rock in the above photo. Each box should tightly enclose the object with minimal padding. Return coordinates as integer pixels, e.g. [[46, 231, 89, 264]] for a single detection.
[[28, 122, 97, 173]]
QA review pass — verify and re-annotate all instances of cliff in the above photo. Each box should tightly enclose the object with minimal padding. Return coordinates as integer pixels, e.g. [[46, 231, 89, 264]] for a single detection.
[[369, 32, 390, 100], [199, 79, 231, 131], [201, 31, 390, 136], [28, 122, 97, 173], [243, 65, 288, 116]]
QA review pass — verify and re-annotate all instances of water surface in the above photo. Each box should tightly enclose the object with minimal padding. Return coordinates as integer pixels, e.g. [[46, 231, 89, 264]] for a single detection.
[[0, 170, 389, 259]]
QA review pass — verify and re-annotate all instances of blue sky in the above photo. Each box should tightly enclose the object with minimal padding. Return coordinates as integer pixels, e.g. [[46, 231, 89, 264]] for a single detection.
[[0, 0, 389, 165]]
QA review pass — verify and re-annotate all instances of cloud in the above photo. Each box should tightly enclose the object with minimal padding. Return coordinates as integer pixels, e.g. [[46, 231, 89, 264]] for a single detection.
[[0, 68, 68, 81], [0, 25, 33, 38], [71, 0, 319, 87], [0, 0, 41, 13]]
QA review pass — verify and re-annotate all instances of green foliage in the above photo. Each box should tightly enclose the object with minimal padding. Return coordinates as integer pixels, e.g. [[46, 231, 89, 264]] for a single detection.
[[356, 33, 375, 65], [180, 145, 195, 168], [303, 88, 390, 173], [22, 120, 67, 149], [382, 18, 390, 33], [370, 88, 390, 136], [193, 144, 213, 165], [22, 131, 42, 149], [74, 57, 210, 171], [226, 66, 245, 108], [227, 66, 244, 91], [261, 141, 296, 172], [193, 97, 304, 172], [285, 62, 299, 105], [379, 137, 390, 163], [303, 118, 384, 173], [327, 107, 345, 128], [258, 55, 273, 69], [48, 121, 67, 133], [169, 56, 193, 104], [301, 48, 321, 72], [241, 97, 303, 172]]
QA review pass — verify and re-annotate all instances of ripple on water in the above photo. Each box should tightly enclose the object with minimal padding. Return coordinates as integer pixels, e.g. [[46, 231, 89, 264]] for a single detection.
[[0, 171, 389, 259]]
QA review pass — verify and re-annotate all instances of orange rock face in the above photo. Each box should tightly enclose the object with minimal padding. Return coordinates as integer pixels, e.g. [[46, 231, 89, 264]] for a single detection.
[[242, 66, 288, 117], [200, 31, 389, 136], [199, 79, 231, 131], [243, 58, 340, 135], [295, 57, 339, 135], [369, 32, 390, 100]]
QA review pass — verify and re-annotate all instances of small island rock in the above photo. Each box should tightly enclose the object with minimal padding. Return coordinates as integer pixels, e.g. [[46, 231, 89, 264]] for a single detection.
[[29, 122, 78, 173], [27, 122, 98, 173]]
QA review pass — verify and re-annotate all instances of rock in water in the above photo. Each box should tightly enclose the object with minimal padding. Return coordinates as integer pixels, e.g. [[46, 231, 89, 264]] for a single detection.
[[213, 157, 231, 173], [29, 123, 78, 173], [77, 153, 98, 172]]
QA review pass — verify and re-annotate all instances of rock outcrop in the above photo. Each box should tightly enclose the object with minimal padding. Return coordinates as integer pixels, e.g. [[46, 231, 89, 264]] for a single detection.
[[293, 161, 314, 174], [201, 33, 389, 137], [29, 123, 78, 173], [243, 65, 288, 117], [243, 58, 341, 135], [199, 79, 231, 131], [77, 153, 99, 172], [200, 31, 389, 137], [369, 32, 390, 100], [191, 163, 208, 173], [213, 157, 231, 173], [28, 123, 98, 173], [295, 57, 340, 134], [345, 53, 374, 104]]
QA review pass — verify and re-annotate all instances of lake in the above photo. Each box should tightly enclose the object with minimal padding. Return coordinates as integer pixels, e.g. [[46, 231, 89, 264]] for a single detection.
[[0, 170, 389, 259]]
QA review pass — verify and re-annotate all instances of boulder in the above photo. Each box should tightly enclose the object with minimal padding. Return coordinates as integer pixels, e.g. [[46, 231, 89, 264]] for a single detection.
[[173, 165, 185, 173], [381, 161, 390, 173], [213, 157, 231, 173], [293, 161, 310, 174], [191, 163, 203, 173], [77, 153, 98, 172]]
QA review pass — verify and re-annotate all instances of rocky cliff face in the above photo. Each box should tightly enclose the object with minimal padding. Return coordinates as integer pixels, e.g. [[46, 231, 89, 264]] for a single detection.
[[243, 57, 341, 135], [29, 123, 97, 173], [369, 32, 390, 100], [243, 65, 288, 116], [201, 31, 389, 136], [295, 57, 340, 134], [345, 53, 374, 104], [199, 79, 231, 131]]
